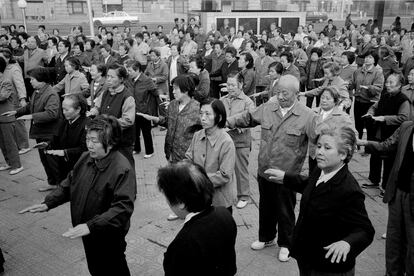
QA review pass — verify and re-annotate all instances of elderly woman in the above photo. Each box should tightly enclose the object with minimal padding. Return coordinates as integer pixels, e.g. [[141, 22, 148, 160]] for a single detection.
[[90, 64, 135, 165], [265, 126, 375, 276], [158, 161, 237, 275], [52, 57, 89, 97], [308, 87, 355, 172], [20, 115, 136, 276], [185, 98, 236, 213], [350, 50, 384, 141], [362, 73, 409, 192], [3, 67, 60, 191], [44, 94, 89, 188], [221, 72, 255, 209], [145, 49, 169, 100], [302, 62, 351, 111]]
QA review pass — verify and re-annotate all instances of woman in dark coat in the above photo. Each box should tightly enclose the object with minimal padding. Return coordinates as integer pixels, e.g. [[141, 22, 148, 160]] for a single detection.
[[265, 126, 374, 276], [20, 115, 136, 276], [3, 67, 61, 191], [44, 93, 89, 188], [158, 161, 237, 276]]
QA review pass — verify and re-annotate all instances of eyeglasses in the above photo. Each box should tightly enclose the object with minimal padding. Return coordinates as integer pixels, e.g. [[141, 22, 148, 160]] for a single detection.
[[85, 137, 101, 144]]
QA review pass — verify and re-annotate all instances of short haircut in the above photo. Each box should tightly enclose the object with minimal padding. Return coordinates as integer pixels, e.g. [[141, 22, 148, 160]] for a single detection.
[[47, 37, 58, 46], [59, 39, 71, 52], [124, 38, 134, 47], [227, 71, 244, 85], [246, 39, 256, 50], [92, 63, 108, 77], [294, 40, 303, 49], [319, 126, 356, 164], [387, 73, 403, 86], [151, 31, 159, 37], [0, 57, 6, 73], [86, 115, 122, 152], [199, 98, 227, 128], [0, 35, 9, 41], [225, 46, 237, 57], [268, 61, 284, 74], [240, 52, 254, 69], [86, 39, 96, 49], [323, 62, 341, 76], [64, 93, 88, 117], [18, 32, 28, 40], [100, 44, 112, 52], [125, 60, 144, 72], [170, 43, 181, 52], [171, 75, 195, 97], [310, 47, 323, 58], [213, 40, 224, 49], [280, 51, 294, 63], [107, 64, 128, 81], [65, 56, 81, 71], [38, 25, 46, 31], [341, 51, 355, 64], [321, 86, 340, 104], [73, 42, 84, 52], [157, 161, 214, 212], [367, 49, 380, 66], [135, 32, 144, 40], [186, 31, 195, 40], [149, 48, 161, 57], [27, 67, 50, 83], [190, 56, 204, 71]]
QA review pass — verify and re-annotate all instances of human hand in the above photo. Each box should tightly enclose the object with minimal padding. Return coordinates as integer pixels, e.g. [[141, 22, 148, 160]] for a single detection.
[[19, 203, 49, 214], [45, 150, 65, 156], [62, 224, 90, 239], [17, 114, 33, 120], [372, 116, 385, 122], [361, 114, 372, 119], [313, 77, 325, 82], [324, 240, 351, 263], [20, 99, 27, 107], [298, 92, 306, 97], [264, 168, 285, 184], [360, 85, 368, 90], [1, 110, 17, 117], [356, 139, 368, 146]]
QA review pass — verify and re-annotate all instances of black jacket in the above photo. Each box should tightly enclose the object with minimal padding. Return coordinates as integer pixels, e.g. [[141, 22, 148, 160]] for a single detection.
[[284, 165, 375, 272], [163, 206, 237, 276]]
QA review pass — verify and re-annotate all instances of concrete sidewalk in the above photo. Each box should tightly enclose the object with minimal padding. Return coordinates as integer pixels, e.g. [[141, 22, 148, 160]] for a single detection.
[[0, 126, 387, 276]]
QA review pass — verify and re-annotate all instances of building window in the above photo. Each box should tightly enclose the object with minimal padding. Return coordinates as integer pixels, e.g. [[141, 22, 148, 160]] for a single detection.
[[232, 0, 248, 10], [68, 1, 87, 14], [173, 0, 188, 13], [261, 0, 277, 10], [137, 0, 151, 13]]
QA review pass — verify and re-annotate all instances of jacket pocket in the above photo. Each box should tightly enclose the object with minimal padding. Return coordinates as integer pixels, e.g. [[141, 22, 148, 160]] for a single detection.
[[285, 129, 302, 147], [261, 124, 272, 142]]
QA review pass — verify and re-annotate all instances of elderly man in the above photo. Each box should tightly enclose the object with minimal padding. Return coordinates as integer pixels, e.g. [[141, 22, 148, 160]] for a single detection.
[[227, 75, 315, 262]]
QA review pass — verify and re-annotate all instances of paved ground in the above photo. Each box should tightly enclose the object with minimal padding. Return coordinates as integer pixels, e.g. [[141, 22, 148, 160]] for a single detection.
[[0, 117, 388, 276]]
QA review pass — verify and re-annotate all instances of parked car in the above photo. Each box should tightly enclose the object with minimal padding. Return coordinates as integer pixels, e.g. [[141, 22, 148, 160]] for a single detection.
[[93, 11, 139, 26], [306, 11, 328, 23]]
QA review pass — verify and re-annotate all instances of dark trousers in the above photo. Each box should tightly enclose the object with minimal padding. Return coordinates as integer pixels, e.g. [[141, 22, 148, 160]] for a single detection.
[[134, 115, 154, 155], [82, 232, 130, 276], [298, 262, 355, 276], [14, 119, 29, 149], [257, 175, 296, 248], [36, 138, 59, 185], [210, 80, 221, 99], [168, 84, 174, 101], [0, 122, 21, 169], [369, 154, 395, 188], [0, 247, 4, 273], [306, 95, 320, 108], [43, 154, 67, 185], [386, 188, 414, 276], [353, 100, 374, 139], [24, 78, 34, 100]]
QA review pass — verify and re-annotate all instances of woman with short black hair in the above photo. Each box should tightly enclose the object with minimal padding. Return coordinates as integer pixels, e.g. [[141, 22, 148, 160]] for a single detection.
[[20, 115, 136, 276], [52, 56, 89, 96], [185, 98, 236, 213], [158, 161, 237, 276], [239, 52, 256, 96]]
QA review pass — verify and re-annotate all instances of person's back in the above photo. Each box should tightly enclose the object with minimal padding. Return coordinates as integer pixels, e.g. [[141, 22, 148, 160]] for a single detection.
[[163, 206, 237, 276]]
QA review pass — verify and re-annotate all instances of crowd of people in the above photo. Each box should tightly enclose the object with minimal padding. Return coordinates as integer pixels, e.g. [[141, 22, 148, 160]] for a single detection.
[[0, 14, 414, 275]]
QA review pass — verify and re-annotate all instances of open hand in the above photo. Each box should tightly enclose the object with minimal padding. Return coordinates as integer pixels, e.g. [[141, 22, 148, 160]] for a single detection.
[[356, 139, 368, 146], [17, 114, 33, 120], [19, 203, 49, 214], [45, 150, 65, 157], [372, 116, 385, 122], [324, 240, 351, 263], [62, 224, 90, 239]]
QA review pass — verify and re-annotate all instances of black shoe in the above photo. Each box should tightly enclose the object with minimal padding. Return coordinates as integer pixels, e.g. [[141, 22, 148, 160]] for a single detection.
[[362, 183, 380, 189], [379, 190, 385, 198]]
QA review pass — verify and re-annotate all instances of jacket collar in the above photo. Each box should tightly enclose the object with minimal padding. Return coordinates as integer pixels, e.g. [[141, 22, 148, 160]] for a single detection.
[[198, 128, 223, 147], [270, 101, 300, 116], [87, 150, 115, 171]]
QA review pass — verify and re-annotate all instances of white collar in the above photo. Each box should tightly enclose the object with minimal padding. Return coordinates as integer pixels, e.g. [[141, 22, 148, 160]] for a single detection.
[[316, 164, 345, 186], [184, 212, 200, 224], [280, 103, 295, 116]]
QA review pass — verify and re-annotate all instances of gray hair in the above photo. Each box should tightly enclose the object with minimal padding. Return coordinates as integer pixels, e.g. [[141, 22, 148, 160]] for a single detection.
[[319, 126, 356, 163]]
